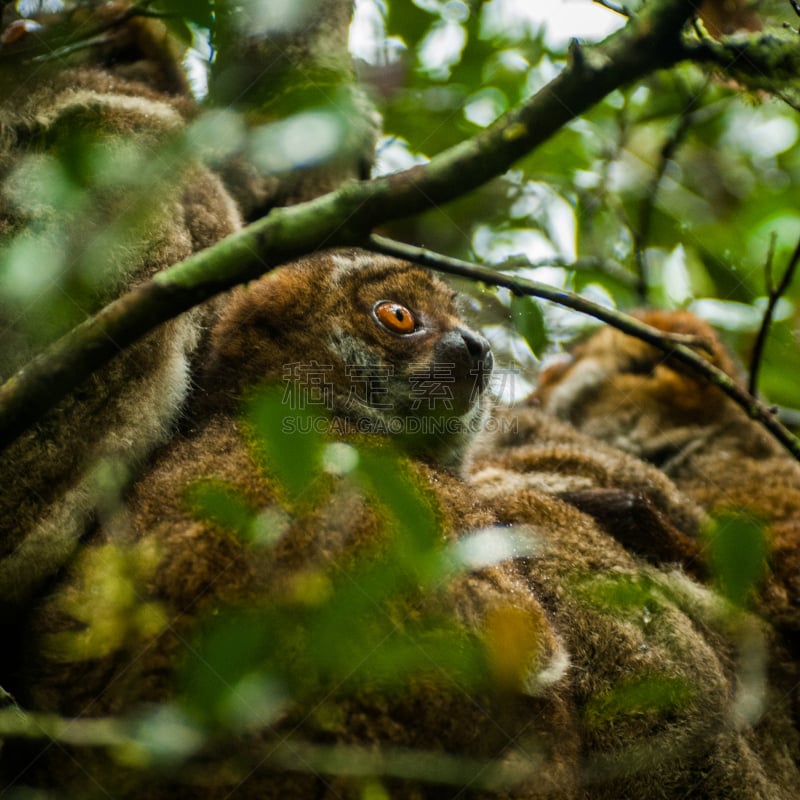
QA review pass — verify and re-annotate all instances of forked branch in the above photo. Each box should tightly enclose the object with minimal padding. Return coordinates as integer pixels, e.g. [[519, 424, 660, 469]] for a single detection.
[[749, 235, 800, 397]]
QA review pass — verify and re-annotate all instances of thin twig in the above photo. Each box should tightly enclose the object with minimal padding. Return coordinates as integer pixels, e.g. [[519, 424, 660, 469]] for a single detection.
[[30, 33, 115, 63], [0, 705, 131, 748], [368, 235, 800, 464], [765, 233, 777, 296], [593, 0, 632, 16], [0, 705, 535, 791], [633, 80, 703, 300], [370, 235, 709, 348], [497, 255, 639, 290], [749, 234, 800, 396]]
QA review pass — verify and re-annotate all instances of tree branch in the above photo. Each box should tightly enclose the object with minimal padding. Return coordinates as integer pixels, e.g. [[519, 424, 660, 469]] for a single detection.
[[0, 0, 710, 451], [749, 235, 800, 397], [593, 0, 632, 17], [367, 237, 800, 464], [370, 235, 707, 349], [633, 78, 703, 299], [680, 31, 800, 91], [498, 255, 639, 291]]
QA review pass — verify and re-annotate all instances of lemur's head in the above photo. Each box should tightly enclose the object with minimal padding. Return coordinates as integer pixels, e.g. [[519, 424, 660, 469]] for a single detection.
[[534, 310, 744, 468], [203, 249, 494, 467]]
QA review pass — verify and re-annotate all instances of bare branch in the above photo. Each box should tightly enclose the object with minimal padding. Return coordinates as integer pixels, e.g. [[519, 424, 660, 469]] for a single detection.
[[633, 79, 703, 300], [368, 236, 706, 352], [749, 235, 800, 396], [368, 236, 800, 464]]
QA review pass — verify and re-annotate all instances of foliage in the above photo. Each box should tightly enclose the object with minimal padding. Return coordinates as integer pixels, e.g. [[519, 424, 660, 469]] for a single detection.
[[705, 512, 769, 607]]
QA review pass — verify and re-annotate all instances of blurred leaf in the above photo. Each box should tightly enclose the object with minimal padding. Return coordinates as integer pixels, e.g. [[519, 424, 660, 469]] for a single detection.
[[246, 386, 324, 506], [119, 706, 205, 768], [584, 675, 694, 728], [355, 447, 442, 583], [447, 526, 539, 571], [44, 543, 167, 662], [153, 0, 214, 30], [705, 513, 768, 607], [358, 624, 485, 688], [521, 125, 595, 184], [180, 610, 287, 727], [577, 574, 662, 615], [571, 266, 638, 306], [385, 0, 436, 53], [483, 604, 544, 690], [184, 480, 256, 539], [510, 295, 549, 358]]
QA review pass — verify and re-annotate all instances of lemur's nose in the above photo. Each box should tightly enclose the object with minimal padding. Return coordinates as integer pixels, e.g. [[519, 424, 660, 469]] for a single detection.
[[457, 327, 493, 368]]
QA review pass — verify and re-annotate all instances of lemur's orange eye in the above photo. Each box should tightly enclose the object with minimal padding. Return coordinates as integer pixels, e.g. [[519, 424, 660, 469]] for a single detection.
[[373, 301, 416, 335]]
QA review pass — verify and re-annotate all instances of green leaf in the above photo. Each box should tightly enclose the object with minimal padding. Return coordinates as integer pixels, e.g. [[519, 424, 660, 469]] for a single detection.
[[705, 513, 768, 608], [510, 295, 549, 358], [584, 675, 694, 728], [758, 320, 800, 410], [179, 610, 286, 726], [385, 1, 436, 55], [184, 480, 255, 540], [355, 448, 442, 583], [152, 0, 214, 30], [245, 386, 324, 506], [577, 574, 661, 613]]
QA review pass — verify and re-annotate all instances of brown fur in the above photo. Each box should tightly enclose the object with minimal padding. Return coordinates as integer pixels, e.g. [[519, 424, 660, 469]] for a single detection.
[[5, 6, 798, 797], [19, 251, 579, 799], [535, 311, 800, 656], [0, 6, 244, 614], [18, 258, 800, 799], [0, 0, 376, 614], [468, 401, 800, 798]]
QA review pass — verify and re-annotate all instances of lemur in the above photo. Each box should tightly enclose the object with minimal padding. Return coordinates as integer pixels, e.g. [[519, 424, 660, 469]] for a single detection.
[[17, 254, 800, 800]]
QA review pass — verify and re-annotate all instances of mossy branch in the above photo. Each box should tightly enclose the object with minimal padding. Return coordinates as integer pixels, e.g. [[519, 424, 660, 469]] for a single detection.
[[0, 0, 752, 451], [680, 30, 800, 90]]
